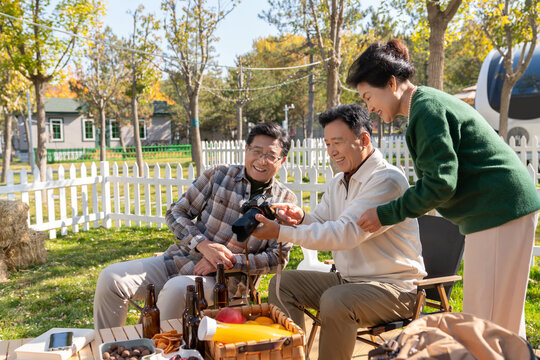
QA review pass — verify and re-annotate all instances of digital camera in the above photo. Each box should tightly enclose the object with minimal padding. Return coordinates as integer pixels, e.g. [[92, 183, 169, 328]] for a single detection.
[[232, 194, 275, 242]]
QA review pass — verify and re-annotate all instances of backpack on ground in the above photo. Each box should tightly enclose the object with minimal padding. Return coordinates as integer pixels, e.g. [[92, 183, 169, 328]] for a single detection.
[[368, 312, 538, 360]]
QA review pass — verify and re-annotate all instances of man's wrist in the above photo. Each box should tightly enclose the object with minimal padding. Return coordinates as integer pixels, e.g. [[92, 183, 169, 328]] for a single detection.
[[194, 238, 210, 252], [299, 210, 305, 224]]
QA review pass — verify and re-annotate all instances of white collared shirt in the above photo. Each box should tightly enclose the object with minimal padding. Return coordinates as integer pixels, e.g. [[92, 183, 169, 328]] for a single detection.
[[278, 149, 426, 291]]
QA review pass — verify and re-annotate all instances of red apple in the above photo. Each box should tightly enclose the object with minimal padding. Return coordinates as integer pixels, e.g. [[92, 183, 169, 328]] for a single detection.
[[215, 307, 246, 324]]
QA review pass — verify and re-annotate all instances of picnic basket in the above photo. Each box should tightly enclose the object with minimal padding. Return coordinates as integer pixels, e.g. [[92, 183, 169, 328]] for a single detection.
[[201, 302, 305, 360]]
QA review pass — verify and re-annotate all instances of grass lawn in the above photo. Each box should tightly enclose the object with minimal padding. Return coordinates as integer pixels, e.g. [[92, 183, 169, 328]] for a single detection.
[[0, 226, 539, 349]]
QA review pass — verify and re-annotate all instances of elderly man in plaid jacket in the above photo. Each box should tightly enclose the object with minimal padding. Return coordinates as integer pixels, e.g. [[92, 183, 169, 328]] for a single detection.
[[94, 122, 297, 329]]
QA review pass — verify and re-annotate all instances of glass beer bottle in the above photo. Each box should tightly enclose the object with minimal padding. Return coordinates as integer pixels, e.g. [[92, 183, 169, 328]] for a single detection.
[[182, 285, 196, 348], [195, 277, 208, 311], [213, 264, 228, 309], [142, 283, 160, 339], [189, 288, 205, 354]]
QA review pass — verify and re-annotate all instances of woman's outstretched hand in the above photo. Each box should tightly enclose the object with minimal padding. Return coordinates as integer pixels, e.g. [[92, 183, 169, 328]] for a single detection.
[[357, 207, 382, 233]]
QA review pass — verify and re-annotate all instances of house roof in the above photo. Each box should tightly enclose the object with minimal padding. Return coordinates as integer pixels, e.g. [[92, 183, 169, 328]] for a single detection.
[[152, 101, 172, 116], [44, 97, 171, 116], [45, 97, 82, 115]]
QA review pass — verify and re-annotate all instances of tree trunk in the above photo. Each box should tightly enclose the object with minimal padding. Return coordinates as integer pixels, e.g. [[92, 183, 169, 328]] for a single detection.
[[236, 104, 243, 141], [131, 79, 144, 176], [119, 128, 126, 151], [190, 95, 203, 176], [326, 56, 341, 108], [426, 0, 462, 90], [23, 109, 33, 167], [99, 102, 107, 162], [427, 23, 445, 90], [498, 79, 514, 142], [327, 56, 341, 174], [306, 42, 315, 138], [236, 62, 244, 141], [2, 112, 13, 183], [307, 55, 315, 139], [34, 79, 47, 181]]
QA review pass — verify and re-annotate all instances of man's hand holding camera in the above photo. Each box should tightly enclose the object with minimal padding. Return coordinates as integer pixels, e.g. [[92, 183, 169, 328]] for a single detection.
[[252, 203, 305, 240]]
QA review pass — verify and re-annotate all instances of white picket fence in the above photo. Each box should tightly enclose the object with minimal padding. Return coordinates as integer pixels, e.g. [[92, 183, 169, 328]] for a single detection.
[[202, 136, 418, 181], [1, 135, 539, 264], [203, 135, 540, 184], [202, 138, 333, 172], [0, 161, 329, 240]]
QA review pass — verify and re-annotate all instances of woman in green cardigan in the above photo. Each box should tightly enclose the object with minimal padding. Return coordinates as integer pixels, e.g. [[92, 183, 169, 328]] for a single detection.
[[347, 39, 540, 337]]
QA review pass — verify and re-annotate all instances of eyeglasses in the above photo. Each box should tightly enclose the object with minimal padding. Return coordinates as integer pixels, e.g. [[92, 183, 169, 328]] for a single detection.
[[247, 146, 283, 164]]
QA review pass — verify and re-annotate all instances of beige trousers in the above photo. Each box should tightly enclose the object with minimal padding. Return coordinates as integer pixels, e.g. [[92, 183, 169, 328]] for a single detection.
[[93, 255, 215, 330], [268, 270, 416, 360], [463, 211, 537, 338]]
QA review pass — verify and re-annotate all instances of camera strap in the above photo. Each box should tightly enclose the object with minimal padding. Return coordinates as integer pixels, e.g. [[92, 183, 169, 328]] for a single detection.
[[242, 239, 288, 320], [244, 241, 261, 304], [274, 242, 292, 319], [241, 210, 291, 319]]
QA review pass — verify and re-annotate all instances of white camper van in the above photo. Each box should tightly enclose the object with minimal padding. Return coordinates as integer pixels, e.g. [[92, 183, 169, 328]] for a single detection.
[[475, 44, 540, 143]]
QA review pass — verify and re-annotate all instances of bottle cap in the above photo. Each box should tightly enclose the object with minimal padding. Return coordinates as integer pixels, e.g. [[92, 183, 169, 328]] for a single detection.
[[198, 316, 217, 341]]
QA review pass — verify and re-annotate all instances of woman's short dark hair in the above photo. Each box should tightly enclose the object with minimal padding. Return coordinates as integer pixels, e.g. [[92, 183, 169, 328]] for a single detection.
[[318, 103, 372, 137], [246, 122, 291, 157], [346, 39, 416, 88]]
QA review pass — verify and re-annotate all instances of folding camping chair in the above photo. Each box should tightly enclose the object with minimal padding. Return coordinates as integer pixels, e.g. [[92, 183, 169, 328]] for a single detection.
[[303, 215, 465, 357]]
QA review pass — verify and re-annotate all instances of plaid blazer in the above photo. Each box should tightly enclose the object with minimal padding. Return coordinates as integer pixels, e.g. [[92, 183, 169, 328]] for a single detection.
[[165, 165, 297, 299]]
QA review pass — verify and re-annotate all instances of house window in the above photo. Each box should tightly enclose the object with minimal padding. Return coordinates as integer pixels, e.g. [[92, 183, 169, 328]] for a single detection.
[[49, 118, 64, 142], [139, 120, 147, 140], [109, 120, 120, 140], [82, 119, 95, 141]]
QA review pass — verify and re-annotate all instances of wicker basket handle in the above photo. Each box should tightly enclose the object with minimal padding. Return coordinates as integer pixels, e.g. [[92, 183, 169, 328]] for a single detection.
[[237, 337, 292, 353]]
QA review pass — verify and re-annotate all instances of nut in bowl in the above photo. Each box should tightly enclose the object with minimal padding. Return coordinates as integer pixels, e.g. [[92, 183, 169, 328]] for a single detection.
[[99, 338, 163, 360]]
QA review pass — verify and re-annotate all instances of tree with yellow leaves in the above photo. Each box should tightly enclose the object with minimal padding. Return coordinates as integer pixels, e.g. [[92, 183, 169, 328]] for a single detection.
[[0, 50, 30, 182], [474, 0, 539, 141], [71, 27, 127, 161], [0, 0, 103, 180]]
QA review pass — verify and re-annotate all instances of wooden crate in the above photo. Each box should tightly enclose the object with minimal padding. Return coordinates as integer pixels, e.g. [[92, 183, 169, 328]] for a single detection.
[[201, 303, 305, 360]]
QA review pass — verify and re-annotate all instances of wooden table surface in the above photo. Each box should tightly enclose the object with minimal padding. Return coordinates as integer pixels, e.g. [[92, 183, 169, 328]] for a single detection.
[[0, 319, 183, 360], [4, 318, 538, 359]]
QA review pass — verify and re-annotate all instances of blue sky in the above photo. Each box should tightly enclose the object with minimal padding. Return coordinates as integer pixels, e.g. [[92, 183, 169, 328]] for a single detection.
[[105, 1, 279, 67], [104, 1, 379, 68]]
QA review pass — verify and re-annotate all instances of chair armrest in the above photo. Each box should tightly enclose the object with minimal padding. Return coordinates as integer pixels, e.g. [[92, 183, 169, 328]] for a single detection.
[[413, 275, 462, 287], [323, 260, 335, 265]]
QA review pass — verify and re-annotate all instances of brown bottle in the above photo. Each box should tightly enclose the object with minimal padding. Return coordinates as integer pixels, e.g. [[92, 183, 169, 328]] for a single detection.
[[213, 264, 228, 309], [141, 283, 160, 339], [182, 285, 196, 348], [189, 288, 205, 354], [195, 277, 208, 311]]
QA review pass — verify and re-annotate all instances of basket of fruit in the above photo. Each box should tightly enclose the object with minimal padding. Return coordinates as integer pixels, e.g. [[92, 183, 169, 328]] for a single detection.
[[201, 302, 305, 360]]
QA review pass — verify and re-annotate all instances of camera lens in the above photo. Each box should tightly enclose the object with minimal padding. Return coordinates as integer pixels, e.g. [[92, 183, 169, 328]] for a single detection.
[[232, 207, 263, 242]]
